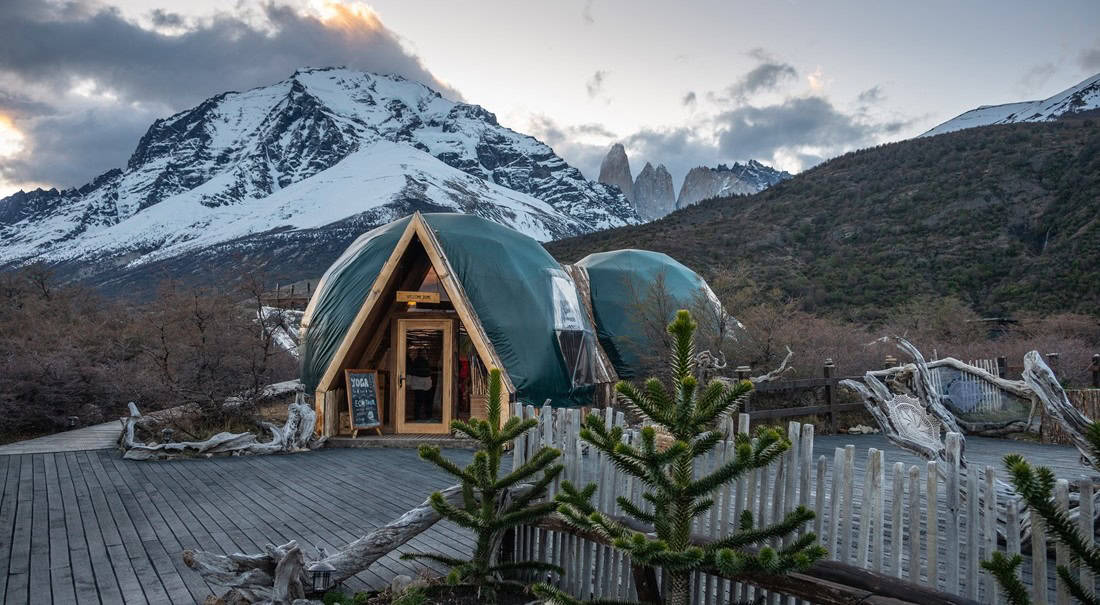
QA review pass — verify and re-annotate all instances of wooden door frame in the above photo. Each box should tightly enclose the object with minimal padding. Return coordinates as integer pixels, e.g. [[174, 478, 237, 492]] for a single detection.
[[395, 318, 454, 434]]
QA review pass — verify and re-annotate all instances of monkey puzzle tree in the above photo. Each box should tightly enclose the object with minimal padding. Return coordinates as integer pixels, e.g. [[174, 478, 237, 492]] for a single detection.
[[401, 368, 565, 602], [536, 310, 826, 605], [983, 422, 1100, 605]]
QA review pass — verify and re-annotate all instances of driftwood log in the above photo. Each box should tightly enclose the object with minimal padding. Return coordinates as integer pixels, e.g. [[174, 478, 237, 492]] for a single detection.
[[1022, 350, 1099, 469], [184, 484, 534, 604], [121, 393, 324, 461], [750, 345, 795, 384]]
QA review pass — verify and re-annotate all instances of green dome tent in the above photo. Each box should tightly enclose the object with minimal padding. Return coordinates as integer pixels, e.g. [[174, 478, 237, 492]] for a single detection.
[[300, 213, 607, 409], [575, 249, 720, 380]]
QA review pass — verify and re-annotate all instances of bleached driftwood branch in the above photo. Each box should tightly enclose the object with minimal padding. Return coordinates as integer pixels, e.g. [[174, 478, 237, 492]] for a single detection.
[[121, 393, 324, 461], [1022, 351, 1099, 469], [750, 346, 794, 384], [845, 343, 1100, 546], [184, 483, 534, 604]]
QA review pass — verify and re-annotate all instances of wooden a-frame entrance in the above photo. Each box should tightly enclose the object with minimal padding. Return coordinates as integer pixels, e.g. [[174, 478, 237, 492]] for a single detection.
[[313, 213, 514, 437]]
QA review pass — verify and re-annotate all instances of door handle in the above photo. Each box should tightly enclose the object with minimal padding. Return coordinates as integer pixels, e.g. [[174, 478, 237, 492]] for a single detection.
[[399, 375, 405, 388]]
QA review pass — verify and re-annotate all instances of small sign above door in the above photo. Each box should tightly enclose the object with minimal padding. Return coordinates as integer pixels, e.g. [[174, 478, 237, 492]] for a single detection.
[[396, 291, 440, 304]]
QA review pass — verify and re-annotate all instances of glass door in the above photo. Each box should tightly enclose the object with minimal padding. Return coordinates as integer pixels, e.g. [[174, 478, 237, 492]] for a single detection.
[[396, 319, 453, 434]]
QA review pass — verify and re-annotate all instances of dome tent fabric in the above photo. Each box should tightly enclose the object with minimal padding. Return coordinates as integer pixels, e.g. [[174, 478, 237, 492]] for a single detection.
[[300, 215, 412, 395], [576, 249, 716, 380], [299, 213, 601, 407]]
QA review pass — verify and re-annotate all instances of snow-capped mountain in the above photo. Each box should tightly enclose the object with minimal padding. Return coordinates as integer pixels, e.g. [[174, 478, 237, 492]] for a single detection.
[[922, 72, 1100, 137], [0, 67, 636, 291], [676, 161, 792, 209]]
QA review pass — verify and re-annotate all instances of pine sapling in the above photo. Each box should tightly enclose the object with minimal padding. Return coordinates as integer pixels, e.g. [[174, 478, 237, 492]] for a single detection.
[[982, 422, 1100, 605], [535, 310, 826, 605], [401, 368, 564, 602]]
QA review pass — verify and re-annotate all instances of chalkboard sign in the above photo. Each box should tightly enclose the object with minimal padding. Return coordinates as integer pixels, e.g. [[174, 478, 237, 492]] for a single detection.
[[345, 369, 382, 434]]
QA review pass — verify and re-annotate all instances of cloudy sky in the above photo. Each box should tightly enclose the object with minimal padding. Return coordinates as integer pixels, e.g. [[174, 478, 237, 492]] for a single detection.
[[1, 0, 1098, 198]]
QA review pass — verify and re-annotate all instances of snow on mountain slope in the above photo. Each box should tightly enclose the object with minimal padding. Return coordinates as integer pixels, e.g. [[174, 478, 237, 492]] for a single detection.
[[922, 72, 1100, 137], [0, 67, 636, 283], [25, 142, 585, 268]]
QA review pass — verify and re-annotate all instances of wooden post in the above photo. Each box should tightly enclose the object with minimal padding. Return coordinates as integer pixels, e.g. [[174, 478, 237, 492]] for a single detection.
[[965, 467, 978, 599], [983, 466, 998, 604], [926, 461, 938, 589], [859, 450, 876, 568], [1055, 480, 1070, 605], [907, 465, 920, 584], [830, 447, 845, 561], [891, 462, 904, 577], [1091, 354, 1100, 388], [824, 359, 837, 435], [1082, 478, 1096, 591], [996, 356, 1007, 379], [945, 433, 962, 594], [842, 445, 856, 565], [736, 365, 752, 414], [815, 456, 827, 546], [1032, 505, 1048, 604]]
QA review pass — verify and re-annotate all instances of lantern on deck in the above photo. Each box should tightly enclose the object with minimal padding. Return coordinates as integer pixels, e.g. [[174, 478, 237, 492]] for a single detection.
[[307, 560, 335, 593]]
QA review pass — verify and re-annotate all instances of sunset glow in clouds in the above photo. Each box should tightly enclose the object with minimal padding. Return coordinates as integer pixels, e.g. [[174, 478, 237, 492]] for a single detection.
[[0, 115, 25, 158]]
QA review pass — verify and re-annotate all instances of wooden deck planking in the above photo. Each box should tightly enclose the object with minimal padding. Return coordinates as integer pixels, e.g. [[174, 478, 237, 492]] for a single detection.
[[0, 422, 122, 456], [2, 447, 487, 604], [42, 453, 77, 605]]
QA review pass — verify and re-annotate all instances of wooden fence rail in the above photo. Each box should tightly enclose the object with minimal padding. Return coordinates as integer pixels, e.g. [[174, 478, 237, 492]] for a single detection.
[[509, 403, 1093, 604]]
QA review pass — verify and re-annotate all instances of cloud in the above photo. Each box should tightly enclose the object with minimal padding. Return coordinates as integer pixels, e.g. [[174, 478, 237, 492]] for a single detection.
[[538, 92, 912, 188], [527, 115, 619, 180], [858, 85, 885, 105], [682, 91, 697, 107], [586, 70, 607, 98], [807, 67, 827, 93], [1080, 44, 1100, 71], [149, 9, 185, 29], [710, 49, 796, 105], [1019, 62, 1056, 93], [727, 60, 797, 102], [713, 96, 908, 168], [0, 0, 457, 190]]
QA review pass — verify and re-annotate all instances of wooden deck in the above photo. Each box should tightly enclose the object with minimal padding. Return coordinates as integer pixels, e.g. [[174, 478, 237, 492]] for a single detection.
[[0, 422, 122, 455], [0, 448, 478, 604], [0, 433, 1091, 605]]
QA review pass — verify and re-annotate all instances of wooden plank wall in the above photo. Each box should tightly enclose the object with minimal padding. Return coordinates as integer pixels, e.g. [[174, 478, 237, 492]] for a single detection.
[[510, 406, 1087, 604]]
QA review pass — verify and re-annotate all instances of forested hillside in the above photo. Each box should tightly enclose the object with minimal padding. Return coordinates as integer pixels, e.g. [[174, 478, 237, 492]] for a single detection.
[[547, 116, 1100, 322]]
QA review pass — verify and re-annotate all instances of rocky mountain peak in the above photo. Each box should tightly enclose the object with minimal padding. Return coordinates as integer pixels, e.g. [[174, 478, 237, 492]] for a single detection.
[[677, 162, 791, 209], [632, 162, 675, 221], [598, 143, 633, 201]]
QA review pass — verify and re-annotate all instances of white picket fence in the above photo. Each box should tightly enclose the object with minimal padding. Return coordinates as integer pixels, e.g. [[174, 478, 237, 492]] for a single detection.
[[509, 403, 1095, 604]]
